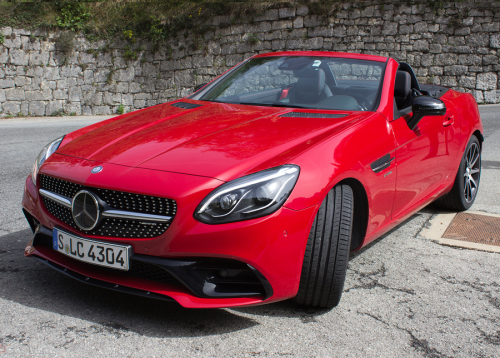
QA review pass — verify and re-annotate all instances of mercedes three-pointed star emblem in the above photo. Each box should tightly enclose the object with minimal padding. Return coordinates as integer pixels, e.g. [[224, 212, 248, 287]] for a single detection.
[[72, 190, 100, 230]]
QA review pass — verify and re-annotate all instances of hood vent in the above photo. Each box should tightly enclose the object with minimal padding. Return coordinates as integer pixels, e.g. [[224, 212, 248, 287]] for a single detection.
[[280, 112, 347, 118], [171, 102, 203, 110]]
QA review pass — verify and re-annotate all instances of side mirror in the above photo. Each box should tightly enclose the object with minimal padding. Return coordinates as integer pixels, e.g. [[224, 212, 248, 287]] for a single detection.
[[407, 96, 446, 130], [194, 83, 208, 92]]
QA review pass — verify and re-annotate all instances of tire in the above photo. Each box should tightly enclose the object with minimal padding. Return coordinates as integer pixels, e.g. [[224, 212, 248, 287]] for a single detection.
[[436, 135, 481, 211], [294, 184, 353, 309]]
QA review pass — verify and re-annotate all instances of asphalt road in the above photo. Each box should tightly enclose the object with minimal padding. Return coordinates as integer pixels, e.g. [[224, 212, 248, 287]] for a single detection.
[[0, 108, 499, 357]]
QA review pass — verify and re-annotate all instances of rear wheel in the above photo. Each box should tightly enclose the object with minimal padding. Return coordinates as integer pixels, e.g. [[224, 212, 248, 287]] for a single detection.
[[294, 184, 353, 309], [436, 135, 481, 211]]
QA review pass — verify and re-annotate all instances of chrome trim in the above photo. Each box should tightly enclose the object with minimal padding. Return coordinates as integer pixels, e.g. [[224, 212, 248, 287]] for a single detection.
[[72, 190, 100, 231], [39, 189, 173, 223], [39, 189, 72, 208], [101, 210, 172, 222]]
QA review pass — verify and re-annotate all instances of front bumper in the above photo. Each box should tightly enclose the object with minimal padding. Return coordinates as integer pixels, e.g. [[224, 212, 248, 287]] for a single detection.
[[22, 159, 316, 308]]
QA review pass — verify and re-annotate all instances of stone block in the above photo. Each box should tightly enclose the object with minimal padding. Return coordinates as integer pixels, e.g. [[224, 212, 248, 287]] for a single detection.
[[444, 65, 468, 75], [255, 10, 279, 22], [293, 17, 303, 29], [25, 90, 52, 101], [46, 100, 64, 115], [333, 26, 347, 37], [0, 89, 5, 102], [279, 8, 295, 18], [3, 101, 21, 114], [305, 37, 324, 50], [304, 16, 322, 28], [483, 55, 499, 65], [308, 26, 333, 38], [483, 22, 499, 32], [454, 27, 471, 36], [467, 33, 489, 47], [414, 40, 429, 52], [29, 51, 50, 66], [53, 89, 68, 100], [0, 48, 8, 64], [413, 21, 428, 33], [116, 82, 129, 93], [93, 105, 112, 115], [429, 66, 443, 75], [9, 49, 28, 66], [296, 5, 308, 16], [5, 88, 25, 101], [272, 20, 293, 30], [382, 22, 397, 36], [399, 25, 413, 35], [476, 72, 497, 90], [484, 90, 500, 103], [459, 76, 476, 89], [435, 53, 458, 66], [458, 54, 482, 66], [272, 40, 286, 51], [490, 33, 500, 48], [14, 76, 31, 86], [29, 101, 46, 116], [193, 55, 214, 68], [174, 70, 195, 87], [44, 67, 60, 81], [69, 87, 82, 102]]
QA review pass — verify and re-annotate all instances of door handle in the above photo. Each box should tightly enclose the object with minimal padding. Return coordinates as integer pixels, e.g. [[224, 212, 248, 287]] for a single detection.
[[443, 115, 454, 127]]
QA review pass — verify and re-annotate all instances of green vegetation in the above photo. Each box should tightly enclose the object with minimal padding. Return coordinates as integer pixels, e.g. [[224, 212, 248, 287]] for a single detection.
[[116, 104, 125, 115], [247, 33, 260, 45], [0, 0, 480, 47]]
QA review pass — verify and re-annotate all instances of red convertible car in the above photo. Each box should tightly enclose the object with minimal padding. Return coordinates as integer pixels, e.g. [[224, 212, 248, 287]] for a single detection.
[[22, 51, 483, 309]]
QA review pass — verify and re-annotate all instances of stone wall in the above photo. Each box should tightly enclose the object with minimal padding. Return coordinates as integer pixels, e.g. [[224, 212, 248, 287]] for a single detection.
[[1, 1, 500, 117]]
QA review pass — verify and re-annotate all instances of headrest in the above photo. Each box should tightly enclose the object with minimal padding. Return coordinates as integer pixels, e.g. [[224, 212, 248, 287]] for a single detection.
[[296, 69, 326, 94], [395, 71, 411, 97]]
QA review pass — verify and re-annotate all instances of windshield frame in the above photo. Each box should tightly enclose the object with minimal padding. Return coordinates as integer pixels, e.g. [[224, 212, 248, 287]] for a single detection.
[[189, 55, 388, 112]]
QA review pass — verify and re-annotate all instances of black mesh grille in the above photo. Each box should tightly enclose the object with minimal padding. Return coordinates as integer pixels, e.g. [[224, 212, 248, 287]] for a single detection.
[[40, 175, 83, 198], [40, 175, 176, 238]]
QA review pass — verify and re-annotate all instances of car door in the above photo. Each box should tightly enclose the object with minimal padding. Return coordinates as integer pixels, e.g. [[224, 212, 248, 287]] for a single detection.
[[391, 98, 460, 219]]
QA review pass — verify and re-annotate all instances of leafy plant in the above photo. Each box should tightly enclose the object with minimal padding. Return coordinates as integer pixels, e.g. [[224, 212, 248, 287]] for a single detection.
[[56, 2, 91, 32], [0, 33, 4, 45], [247, 33, 260, 45], [116, 104, 125, 115]]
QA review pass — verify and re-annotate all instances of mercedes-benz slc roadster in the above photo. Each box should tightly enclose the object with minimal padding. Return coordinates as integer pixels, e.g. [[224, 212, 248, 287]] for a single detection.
[[22, 51, 483, 309]]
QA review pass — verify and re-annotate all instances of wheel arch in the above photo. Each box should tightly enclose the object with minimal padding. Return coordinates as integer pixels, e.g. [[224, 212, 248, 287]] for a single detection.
[[337, 178, 369, 251], [472, 129, 484, 148]]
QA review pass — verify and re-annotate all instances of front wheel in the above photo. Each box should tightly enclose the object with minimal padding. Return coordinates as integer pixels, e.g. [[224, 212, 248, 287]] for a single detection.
[[436, 135, 481, 211], [294, 184, 353, 309]]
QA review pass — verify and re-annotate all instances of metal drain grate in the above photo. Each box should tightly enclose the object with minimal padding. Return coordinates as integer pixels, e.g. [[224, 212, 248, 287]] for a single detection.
[[442, 213, 500, 247]]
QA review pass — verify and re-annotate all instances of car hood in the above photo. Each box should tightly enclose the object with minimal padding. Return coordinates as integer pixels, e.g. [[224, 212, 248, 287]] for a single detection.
[[57, 101, 368, 181]]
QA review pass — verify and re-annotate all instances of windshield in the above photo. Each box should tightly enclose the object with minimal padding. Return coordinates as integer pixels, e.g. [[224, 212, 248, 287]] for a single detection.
[[199, 56, 386, 111]]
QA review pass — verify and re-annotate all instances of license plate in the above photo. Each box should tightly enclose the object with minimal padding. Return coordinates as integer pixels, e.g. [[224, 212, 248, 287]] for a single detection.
[[53, 229, 131, 271]]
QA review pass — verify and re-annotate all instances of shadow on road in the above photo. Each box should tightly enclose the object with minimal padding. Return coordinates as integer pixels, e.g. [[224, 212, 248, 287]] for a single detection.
[[0, 229, 258, 338], [0, 209, 437, 336]]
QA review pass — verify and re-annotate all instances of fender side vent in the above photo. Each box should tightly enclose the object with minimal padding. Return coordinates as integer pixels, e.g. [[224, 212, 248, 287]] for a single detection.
[[171, 102, 202, 109], [280, 112, 347, 118]]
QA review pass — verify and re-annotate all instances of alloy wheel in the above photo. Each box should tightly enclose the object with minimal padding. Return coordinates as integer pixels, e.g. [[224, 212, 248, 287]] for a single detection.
[[463, 142, 480, 203]]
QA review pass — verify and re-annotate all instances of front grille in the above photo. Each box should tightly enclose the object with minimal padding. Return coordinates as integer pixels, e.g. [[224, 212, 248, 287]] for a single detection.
[[40, 175, 176, 238], [34, 235, 180, 286]]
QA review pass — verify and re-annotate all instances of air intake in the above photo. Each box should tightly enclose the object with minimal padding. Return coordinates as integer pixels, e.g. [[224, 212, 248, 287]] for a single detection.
[[171, 102, 202, 109], [280, 112, 347, 118]]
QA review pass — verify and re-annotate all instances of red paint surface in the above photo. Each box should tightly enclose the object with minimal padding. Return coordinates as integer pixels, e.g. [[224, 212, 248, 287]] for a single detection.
[[23, 52, 483, 308]]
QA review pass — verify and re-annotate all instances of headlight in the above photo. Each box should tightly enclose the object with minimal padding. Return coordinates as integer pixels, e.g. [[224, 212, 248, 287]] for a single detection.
[[31, 136, 64, 185], [195, 165, 300, 224]]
